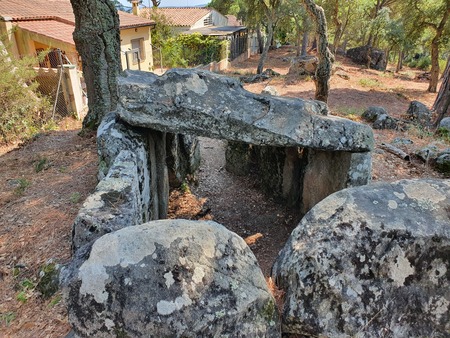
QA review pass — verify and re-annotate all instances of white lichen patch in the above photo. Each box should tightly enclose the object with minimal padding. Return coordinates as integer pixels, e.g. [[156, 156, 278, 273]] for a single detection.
[[192, 267, 205, 284], [387, 246, 415, 287], [403, 181, 446, 205], [164, 271, 175, 289], [156, 293, 193, 316], [425, 297, 450, 320], [185, 74, 208, 95], [388, 200, 398, 209], [393, 192, 405, 200], [104, 318, 115, 330], [78, 220, 223, 304]]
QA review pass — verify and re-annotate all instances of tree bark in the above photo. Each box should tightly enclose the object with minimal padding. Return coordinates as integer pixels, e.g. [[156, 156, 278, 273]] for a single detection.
[[427, 7, 449, 93], [70, 0, 121, 129], [257, 23, 274, 74], [433, 56, 450, 126], [302, 0, 333, 103], [301, 30, 309, 56]]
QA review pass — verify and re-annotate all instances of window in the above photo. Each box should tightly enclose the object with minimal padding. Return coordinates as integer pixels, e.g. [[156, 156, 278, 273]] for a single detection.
[[203, 14, 212, 26], [131, 38, 145, 63]]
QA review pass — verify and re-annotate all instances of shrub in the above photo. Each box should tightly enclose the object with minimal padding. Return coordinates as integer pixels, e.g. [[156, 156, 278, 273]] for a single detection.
[[162, 33, 228, 68], [0, 38, 51, 144]]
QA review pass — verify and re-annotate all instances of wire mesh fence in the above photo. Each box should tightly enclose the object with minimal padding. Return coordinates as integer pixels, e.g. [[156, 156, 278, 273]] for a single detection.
[[33, 49, 87, 119]]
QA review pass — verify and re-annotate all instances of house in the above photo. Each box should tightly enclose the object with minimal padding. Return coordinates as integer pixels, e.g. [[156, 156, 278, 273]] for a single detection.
[[142, 7, 229, 34], [0, 0, 156, 71], [142, 7, 248, 62]]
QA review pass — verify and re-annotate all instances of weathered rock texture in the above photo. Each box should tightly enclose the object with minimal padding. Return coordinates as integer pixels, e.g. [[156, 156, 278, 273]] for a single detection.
[[406, 100, 432, 127], [116, 68, 373, 212], [287, 55, 318, 80], [272, 179, 450, 337], [117, 69, 373, 152], [63, 219, 280, 338], [346, 45, 387, 71], [97, 111, 200, 222], [72, 150, 143, 252], [362, 106, 397, 130]]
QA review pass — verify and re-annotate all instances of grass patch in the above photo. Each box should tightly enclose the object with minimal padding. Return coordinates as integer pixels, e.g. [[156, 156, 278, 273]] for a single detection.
[[69, 192, 81, 204], [359, 78, 382, 88], [0, 312, 16, 326], [35, 157, 48, 173], [333, 107, 364, 121], [14, 178, 31, 195]]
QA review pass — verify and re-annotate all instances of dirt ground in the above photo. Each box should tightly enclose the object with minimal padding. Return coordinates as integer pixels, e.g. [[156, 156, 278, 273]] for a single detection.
[[0, 47, 447, 337]]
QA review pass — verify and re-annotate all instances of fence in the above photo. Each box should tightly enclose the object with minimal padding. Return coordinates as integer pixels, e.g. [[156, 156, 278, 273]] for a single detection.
[[34, 49, 87, 120]]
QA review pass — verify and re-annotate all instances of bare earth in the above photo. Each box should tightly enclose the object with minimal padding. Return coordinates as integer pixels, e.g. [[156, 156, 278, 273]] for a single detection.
[[0, 47, 447, 337]]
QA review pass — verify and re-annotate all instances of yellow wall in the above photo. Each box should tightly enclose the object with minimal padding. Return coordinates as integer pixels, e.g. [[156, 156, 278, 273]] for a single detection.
[[120, 26, 153, 71]]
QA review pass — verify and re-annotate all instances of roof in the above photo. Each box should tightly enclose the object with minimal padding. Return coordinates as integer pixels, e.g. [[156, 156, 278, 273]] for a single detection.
[[183, 26, 247, 36], [16, 20, 75, 45], [141, 7, 212, 27], [226, 15, 242, 27], [0, 0, 155, 30]]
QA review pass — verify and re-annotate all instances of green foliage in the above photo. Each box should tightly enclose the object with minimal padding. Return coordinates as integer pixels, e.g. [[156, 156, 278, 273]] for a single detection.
[[70, 192, 81, 203], [16, 278, 36, 303], [359, 78, 381, 88], [162, 33, 228, 68], [0, 312, 16, 326], [436, 127, 450, 143], [0, 38, 52, 144], [35, 157, 48, 173], [14, 178, 31, 195]]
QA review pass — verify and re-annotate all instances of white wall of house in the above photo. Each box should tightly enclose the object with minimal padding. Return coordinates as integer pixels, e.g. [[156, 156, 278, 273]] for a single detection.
[[191, 10, 228, 29]]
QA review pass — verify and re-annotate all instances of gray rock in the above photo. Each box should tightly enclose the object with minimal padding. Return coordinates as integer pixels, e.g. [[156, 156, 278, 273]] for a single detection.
[[362, 107, 397, 129], [272, 179, 450, 337], [261, 85, 279, 96], [166, 133, 201, 187], [415, 145, 439, 162], [406, 101, 432, 126], [435, 152, 450, 174], [71, 150, 143, 252], [97, 112, 152, 221], [438, 117, 450, 132], [392, 137, 413, 145], [117, 69, 374, 152], [287, 55, 318, 79], [346, 45, 387, 70], [62, 219, 280, 338], [361, 106, 387, 122]]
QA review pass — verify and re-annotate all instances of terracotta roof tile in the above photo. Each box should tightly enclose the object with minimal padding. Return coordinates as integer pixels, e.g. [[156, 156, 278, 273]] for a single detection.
[[16, 20, 75, 45], [141, 7, 211, 27], [0, 0, 154, 29]]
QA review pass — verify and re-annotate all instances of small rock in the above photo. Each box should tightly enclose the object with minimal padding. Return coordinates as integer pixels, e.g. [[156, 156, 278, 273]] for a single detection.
[[261, 86, 279, 96]]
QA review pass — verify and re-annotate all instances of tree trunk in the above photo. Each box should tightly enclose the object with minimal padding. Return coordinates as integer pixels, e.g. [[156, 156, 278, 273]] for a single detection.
[[396, 49, 403, 72], [301, 30, 309, 56], [428, 36, 440, 93], [70, 0, 121, 129], [433, 56, 450, 126], [331, 0, 342, 54], [256, 25, 264, 54], [302, 0, 333, 103], [427, 7, 449, 93], [257, 23, 274, 74]]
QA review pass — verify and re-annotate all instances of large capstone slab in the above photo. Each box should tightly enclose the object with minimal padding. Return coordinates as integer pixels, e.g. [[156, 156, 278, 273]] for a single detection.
[[62, 219, 280, 338], [272, 179, 450, 337], [117, 69, 374, 152]]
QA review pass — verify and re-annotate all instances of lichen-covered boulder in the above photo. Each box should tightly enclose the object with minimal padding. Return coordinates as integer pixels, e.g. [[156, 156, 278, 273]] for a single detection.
[[439, 117, 450, 132], [272, 179, 450, 337], [362, 106, 397, 130], [62, 219, 280, 338], [346, 45, 387, 70], [117, 69, 374, 152], [71, 150, 143, 252], [406, 100, 431, 127]]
